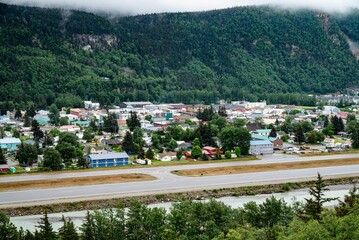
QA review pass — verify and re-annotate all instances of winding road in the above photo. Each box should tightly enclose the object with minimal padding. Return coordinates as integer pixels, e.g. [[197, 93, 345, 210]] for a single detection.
[[1, 154, 358, 208]]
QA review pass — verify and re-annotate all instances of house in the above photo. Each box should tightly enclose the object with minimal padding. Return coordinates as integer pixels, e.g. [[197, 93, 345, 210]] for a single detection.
[[157, 152, 177, 161], [90, 146, 106, 154], [246, 123, 261, 132], [0, 164, 9, 173], [122, 101, 153, 109], [183, 151, 192, 158], [254, 129, 271, 137], [70, 108, 88, 119], [0, 138, 21, 151], [87, 152, 129, 168], [0, 116, 10, 124], [177, 141, 192, 150], [186, 104, 207, 112], [70, 120, 90, 128], [249, 140, 274, 155], [272, 138, 284, 150], [34, 115, 50, 125], [84, 101, 100, 110], [153, 121, 169, 129], [59, 125, 81, 133], [202, 146, 222, 157], [62, 114, 79, 121], [102, 138, 122, 147]]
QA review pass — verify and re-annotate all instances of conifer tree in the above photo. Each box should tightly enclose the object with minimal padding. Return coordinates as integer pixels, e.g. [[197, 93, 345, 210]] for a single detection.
[[145, 148, 154, 160], [80, 212, 96, 240], [303, 173, 337, 220], [215, 148, 222, 160], [31, 120, 44, 142], [24, 113, 31, 127], [126, 111, 140, 131], [58, 216, 79, 240], [269, 126, 277, 138], [36, 211, 57, 240], [294, 126, 305, 144], [0, 211, 18, 240], [14, 109, 22, 119], [323, 116, 329, 128], [122, 131, 135, 154], [103, 113, 118, 133]]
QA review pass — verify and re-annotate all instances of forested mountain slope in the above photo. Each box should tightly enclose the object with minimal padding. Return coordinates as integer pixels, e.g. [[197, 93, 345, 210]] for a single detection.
[[0, 3, 358, 109]]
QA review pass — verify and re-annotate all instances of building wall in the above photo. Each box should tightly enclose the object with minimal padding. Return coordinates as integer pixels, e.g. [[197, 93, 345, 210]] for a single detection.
[[88, 157, 129, 168], [0, 142, 21, 151], [250, 144, 274, 155]]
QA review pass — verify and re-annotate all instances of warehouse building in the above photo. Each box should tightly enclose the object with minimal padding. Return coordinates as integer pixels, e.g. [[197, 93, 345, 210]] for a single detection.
[[249, 140, 274, 155], [87, 152, 129, 168]]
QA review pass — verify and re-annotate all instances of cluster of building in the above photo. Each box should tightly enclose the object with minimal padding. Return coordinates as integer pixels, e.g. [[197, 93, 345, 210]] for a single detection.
[[0, 99, 357, 170]]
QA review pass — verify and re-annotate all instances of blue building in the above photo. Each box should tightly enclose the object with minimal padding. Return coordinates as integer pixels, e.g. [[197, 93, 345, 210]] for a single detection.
[[86, 152, 129, 168], [0, 138, 21, 151]]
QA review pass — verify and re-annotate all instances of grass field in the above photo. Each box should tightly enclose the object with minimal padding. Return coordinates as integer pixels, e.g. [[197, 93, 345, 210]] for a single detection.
[[172, 158, 359, 177]]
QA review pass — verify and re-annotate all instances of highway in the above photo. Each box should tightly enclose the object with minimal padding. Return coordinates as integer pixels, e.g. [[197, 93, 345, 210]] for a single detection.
[[0, 154, 358, 207]]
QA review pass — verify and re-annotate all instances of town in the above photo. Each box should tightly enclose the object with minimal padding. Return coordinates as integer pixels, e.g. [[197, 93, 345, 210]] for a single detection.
[[0, 99, 358, 173]]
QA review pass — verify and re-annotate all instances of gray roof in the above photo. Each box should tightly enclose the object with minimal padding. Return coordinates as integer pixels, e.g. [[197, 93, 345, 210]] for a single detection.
[[250, 140, 272, 146], [88, 152, 129, 160]]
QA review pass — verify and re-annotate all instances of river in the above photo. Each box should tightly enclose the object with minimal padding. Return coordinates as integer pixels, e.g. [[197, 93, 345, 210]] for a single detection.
[[10, 184, 354, 232]]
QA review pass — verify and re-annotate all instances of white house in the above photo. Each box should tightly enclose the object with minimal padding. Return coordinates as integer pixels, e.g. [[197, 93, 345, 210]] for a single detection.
[[156, 152, 177, 161]]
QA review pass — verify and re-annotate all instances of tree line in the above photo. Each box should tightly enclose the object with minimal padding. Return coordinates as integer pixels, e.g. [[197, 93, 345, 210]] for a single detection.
[[1, 3, 359, 108], [1, 174, 359, 239]]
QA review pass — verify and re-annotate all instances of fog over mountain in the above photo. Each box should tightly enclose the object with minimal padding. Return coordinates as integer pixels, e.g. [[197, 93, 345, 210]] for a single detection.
[[1, 0, 358, 15]]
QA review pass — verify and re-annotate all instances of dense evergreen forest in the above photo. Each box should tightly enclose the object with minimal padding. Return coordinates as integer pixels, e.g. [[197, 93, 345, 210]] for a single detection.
[[0, 3, 359, 109]]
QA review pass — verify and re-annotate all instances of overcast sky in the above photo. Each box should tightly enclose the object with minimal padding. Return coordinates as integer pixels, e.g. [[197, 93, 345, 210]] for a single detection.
[[2, 0, 358, 15]]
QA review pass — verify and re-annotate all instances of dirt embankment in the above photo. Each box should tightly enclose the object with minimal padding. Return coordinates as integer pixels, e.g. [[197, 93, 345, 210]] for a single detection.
[[0, 174, 156, 192], [172, 158, 359, 177]]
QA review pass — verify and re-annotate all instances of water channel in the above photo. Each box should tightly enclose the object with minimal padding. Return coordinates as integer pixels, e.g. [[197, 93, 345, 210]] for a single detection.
[[10, 184, 354, 232]]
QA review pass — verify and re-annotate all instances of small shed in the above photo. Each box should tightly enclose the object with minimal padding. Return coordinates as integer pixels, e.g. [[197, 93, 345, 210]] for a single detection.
[[272, 138, 284, 150], [87, 152, 129, 168]]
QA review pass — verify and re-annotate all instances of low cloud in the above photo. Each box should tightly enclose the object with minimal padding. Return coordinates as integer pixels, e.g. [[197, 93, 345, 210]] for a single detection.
[[1, 0, 358, 15]]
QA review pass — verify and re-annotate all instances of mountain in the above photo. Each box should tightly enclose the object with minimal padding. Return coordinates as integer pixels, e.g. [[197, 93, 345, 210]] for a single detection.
[[0, 3, 359, 110]]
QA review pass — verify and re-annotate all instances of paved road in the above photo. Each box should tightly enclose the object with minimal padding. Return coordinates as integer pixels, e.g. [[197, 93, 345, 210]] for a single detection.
[[0, 154, 358, 183], [0, 153, 358, 207]]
